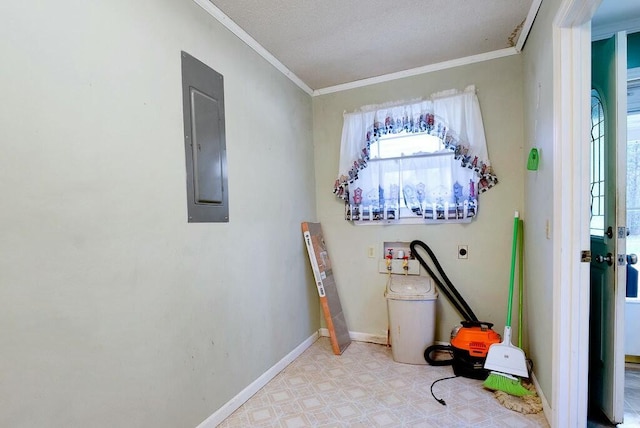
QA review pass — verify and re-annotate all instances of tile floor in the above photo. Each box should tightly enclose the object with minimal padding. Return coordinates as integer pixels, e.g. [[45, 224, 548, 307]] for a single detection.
[[624, 365, 640, 426], [587, 363, 640, 427], [218, 337, 549, 427]]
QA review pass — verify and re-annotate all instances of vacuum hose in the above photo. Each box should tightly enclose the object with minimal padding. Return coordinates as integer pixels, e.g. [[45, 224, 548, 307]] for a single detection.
[[424, 344, 454, 366], [409, 240, 479, 322]]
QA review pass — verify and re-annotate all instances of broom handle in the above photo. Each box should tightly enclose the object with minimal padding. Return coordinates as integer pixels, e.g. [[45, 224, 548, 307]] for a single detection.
[[518, 218, 524, 349], [506, 211, 519, 327]]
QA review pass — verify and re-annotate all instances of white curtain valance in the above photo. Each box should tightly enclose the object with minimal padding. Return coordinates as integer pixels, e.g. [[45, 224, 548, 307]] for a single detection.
[[333, 85, 497, 204]]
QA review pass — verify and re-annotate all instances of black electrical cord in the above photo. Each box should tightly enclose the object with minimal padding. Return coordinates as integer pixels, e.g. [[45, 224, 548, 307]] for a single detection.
[[430, 375, 458, 406]]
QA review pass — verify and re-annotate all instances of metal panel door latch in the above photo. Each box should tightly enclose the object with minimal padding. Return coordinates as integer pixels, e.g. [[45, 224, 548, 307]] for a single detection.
[[618, 227, 627, 239]]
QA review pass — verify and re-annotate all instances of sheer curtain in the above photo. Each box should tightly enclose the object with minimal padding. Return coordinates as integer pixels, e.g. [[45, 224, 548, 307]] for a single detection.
[[334, 86, 497, 224]]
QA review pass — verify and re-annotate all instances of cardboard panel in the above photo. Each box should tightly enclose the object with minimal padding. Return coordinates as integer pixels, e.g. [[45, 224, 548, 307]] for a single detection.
[[302, 222, 351, 355]]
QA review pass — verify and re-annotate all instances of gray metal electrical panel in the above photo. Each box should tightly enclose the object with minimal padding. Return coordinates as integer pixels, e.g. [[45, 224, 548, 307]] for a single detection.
[[181, 51, 228, 223]]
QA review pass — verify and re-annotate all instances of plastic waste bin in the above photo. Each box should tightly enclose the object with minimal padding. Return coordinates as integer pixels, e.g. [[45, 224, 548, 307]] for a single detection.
[[385, 275, 438, 364]]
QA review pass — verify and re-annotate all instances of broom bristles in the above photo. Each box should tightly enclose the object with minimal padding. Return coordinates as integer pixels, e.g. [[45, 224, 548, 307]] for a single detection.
[[483, 371, 533, 397]]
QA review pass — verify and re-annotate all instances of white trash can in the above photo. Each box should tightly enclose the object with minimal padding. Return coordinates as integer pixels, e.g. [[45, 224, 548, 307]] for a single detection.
[[385, 275, 438, 364]]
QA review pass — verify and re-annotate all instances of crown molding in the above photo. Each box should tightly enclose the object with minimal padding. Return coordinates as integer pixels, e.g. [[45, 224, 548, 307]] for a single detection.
[[516, 0, 543, 52], [191, 0, 314, 96], [313, 48, 519, 96]]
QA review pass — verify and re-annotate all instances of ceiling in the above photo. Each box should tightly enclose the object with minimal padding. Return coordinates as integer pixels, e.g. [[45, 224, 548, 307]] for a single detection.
[[203, 0, 538, 94], [198, 0, 640, 95]]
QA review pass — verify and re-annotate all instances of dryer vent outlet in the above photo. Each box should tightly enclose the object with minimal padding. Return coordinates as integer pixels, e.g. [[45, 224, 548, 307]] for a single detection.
[[458, 245, 468, 259]]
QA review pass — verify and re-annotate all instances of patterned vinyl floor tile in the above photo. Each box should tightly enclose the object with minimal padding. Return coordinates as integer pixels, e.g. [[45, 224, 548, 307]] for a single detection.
[[218, 337, 549, 428]]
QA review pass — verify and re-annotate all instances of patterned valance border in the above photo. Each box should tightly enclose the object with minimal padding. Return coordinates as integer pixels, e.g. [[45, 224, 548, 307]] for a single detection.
[[333, 111, 498, 202]]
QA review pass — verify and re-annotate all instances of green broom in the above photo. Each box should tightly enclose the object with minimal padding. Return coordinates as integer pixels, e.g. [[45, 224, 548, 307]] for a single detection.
[[483, 212, 532, 397]]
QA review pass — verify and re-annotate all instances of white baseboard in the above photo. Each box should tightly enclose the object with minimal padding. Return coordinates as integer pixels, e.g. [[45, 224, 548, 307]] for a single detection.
[[531, 370, 551, 425], [318, 328, 389, 345], [318, 328, 453, 348], [195, 331, 319, 428]]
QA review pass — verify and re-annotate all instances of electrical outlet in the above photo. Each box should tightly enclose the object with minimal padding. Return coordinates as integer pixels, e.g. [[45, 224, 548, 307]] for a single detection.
[[458, 245, 468, 259], [367, 246, 375, 258]]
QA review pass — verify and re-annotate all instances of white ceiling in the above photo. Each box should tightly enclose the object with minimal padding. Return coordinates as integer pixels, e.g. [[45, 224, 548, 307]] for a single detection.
[[203, 0, 538, 93], [198, 0, 640, 95]]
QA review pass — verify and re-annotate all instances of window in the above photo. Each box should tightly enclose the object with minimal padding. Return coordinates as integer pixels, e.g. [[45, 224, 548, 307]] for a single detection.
[[590, 89, 605, 236], [334, 86, 497, 224], [627, 74, 640, 285], [369, 132, 444, 158], [347, 132, 477, 222]]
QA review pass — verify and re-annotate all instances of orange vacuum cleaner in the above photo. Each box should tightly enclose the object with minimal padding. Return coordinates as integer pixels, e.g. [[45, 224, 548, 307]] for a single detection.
[[410, 240, 501, 380]]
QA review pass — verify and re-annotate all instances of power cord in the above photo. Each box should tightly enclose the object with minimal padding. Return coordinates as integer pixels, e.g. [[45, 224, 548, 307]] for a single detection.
[[430, 375, 458, 406]]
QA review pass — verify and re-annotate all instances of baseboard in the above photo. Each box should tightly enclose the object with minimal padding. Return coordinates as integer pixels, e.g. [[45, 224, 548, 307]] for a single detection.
[[530, 370, 551, 425], [195, 331, 319, 428], [318, 328, 389, 345], [318, 328, 453, 348]]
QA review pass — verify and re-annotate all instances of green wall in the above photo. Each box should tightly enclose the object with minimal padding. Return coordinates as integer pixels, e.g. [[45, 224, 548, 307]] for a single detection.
[[0, 1, 317, 426], [312, 55, 526, 348]]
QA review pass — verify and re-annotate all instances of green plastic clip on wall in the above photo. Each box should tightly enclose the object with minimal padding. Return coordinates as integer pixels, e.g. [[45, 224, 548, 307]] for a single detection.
[[527, 148, 539, 171]]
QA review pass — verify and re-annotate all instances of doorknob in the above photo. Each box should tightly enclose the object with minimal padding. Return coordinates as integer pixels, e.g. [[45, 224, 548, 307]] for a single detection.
[[595, 253, 613, 266], [628, 254, 638, 265]]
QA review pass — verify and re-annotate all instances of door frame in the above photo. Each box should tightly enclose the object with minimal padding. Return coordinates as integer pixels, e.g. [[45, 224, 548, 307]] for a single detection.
[[552, 0, 601, 427], [588, 32, 628, 423]]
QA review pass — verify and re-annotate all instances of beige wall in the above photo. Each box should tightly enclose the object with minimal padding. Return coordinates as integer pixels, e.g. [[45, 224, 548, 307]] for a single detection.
[[312, 56, 526, 346], [521, 0, 563, 405], [0, 0, 318, 427]]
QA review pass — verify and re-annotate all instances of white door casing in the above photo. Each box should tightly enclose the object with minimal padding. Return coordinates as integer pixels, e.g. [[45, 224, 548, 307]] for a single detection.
[[552, 0, 600, 427]]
